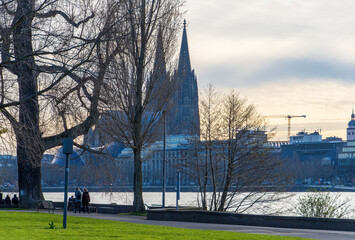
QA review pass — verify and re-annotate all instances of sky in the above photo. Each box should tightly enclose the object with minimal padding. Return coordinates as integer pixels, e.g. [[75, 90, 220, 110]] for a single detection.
[[184, 0, 355, 140]]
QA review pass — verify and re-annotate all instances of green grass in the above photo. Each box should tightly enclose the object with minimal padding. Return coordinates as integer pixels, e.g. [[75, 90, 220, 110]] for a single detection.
[[0, 211, 312, 239]]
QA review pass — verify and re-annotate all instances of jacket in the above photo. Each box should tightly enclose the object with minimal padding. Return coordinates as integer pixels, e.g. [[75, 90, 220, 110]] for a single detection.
[[82, 191, 90, 204]]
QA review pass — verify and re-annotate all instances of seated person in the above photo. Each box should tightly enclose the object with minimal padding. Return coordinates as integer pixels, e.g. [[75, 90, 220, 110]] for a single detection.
[[11, 194, 19, 207], [5, 195, 11, 206], [68, 195, 75, 211]]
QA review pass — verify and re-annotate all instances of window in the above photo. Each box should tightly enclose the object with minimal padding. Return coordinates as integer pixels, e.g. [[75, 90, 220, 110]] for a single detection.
[[343, 147, 355, 152]]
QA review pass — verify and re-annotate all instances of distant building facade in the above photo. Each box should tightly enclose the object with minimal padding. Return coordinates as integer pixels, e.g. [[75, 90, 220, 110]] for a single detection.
[[279, 130, 344, 183], [115, 135, 194, 187], [0, 155, 17, 188], [337, 110, 355, 179], [276, 110, 355, 183], [289, 131, 322, 144]]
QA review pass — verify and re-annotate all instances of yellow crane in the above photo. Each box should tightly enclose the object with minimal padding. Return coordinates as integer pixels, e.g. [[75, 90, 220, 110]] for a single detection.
[[264, 115, 306, 139]]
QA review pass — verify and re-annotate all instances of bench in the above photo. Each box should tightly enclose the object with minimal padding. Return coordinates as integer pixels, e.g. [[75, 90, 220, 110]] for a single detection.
[[37, 200, 55, 213], [89, 205, 97, 213]]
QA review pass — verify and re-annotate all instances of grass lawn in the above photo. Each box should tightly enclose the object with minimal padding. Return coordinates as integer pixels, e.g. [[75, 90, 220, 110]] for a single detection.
[[0, 211, 312, 240]]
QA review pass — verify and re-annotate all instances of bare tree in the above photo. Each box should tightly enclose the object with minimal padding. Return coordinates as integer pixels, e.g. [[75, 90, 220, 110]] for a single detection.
[[187, 86, 288, 212], [98, 0, 183, 212], [0, 0, 126, 208], [190, 84, 221, 210]]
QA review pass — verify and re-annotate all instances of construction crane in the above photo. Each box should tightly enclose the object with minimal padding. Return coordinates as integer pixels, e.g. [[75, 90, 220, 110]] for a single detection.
[[264, 115, 306, 139]]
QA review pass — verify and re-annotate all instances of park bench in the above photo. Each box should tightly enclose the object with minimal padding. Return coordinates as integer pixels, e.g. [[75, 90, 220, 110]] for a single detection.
[[37, 200, 55, 213], [89, 205, 97, 213]]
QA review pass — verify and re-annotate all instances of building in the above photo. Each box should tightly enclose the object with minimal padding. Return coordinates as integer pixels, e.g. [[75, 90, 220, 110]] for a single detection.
[[0, 155, 17, 188], [337, 110, 355, 180], [166, 20, 200, 137], [112, 22, 200, 187], [279, 130, 344, 183], [115, 135, 194, 187], [55, 21, 201, 187], [289, 131, 322, 144], [276, 111, 355, 183], [85, 20, 200, 147]]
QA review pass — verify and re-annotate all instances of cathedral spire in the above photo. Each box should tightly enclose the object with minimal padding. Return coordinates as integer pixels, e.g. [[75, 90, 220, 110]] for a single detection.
[[178, 19, 191, 75], [153, 25, 167, 77], [167, 19, 200, 137], [146, 25, 168, 112]]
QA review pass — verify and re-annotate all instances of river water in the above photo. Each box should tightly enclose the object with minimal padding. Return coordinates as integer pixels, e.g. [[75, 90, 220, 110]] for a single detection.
[[3, 191, 355, 217]]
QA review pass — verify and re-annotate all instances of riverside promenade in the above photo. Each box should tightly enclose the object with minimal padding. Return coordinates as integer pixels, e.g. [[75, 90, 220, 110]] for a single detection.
[[49, 210, 355, 240]]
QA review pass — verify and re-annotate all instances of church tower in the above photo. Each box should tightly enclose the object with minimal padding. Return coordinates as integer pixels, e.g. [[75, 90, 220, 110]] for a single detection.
[[166, 20, 200, 136], [347, 109, 355, 141], [147, 26, 169, 112]]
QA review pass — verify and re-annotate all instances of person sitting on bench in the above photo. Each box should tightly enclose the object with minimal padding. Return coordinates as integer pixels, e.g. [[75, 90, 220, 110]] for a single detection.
[[11, 194, 18, 207], [5, 195, 11, 206]]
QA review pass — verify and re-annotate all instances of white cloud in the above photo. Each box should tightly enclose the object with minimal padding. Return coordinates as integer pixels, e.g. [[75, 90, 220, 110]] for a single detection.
[[182, 0, 355, 139], [186, 0, 355, 69]]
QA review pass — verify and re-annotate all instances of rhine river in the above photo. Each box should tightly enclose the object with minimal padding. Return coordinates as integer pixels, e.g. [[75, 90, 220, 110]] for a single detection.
[[3, 191, 355, 217], [44, 191, 355, 217]]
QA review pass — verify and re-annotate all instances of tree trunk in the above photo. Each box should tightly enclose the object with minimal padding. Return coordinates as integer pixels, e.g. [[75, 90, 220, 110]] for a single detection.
[[218, 157, 233, 211], [13, 0, 44, 208], [17, 147, 44, 208], [133, 147, 144, 212], [133, 71, 144, 212]]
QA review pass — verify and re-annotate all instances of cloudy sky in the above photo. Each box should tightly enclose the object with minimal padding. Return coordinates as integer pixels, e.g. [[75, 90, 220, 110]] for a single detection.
[[184, 0, 355, 140]]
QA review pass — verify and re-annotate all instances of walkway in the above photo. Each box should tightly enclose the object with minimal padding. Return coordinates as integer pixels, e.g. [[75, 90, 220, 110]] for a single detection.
[[52, 210, 355, 240]]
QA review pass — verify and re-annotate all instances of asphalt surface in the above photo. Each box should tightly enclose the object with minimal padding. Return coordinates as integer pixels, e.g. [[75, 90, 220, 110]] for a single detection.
[[51, 210, 355, 240]]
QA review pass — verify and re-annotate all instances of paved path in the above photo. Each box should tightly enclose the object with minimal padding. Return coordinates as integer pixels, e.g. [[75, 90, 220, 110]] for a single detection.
[[48, 210, 355, 240]]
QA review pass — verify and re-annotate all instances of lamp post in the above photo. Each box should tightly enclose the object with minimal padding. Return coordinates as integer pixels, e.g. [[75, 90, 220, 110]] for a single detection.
[[62, 138, 73, 229], [162, 111, 166, 208], [176, 171, 180, 210]]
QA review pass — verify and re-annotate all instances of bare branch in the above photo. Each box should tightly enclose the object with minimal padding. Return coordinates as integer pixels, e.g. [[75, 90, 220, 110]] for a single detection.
[[36, 10, 95, 28]]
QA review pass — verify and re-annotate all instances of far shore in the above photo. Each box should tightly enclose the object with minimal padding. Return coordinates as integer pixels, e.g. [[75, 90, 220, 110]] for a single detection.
[[2, 184, 355, 193]]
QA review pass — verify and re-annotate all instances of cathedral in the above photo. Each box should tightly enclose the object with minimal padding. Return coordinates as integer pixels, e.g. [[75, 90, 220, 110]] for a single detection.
[[72, 21, 201, 187], [85, 20, 200, 147], [166, 20, 200, 137], [147, 20, 200, 137]]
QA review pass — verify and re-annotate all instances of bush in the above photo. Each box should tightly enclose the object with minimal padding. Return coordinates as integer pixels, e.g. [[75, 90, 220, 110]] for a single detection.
[[296, 190, 353, 218]]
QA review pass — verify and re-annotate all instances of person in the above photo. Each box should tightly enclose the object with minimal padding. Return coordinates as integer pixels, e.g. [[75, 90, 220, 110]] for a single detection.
[[5, 194, 11, 206], [0, 192, 3, 204], [11, 194, 19, 207], [68, 195, 75, 211], [82, 188, 90, 214], [74, 187, 82, 213]]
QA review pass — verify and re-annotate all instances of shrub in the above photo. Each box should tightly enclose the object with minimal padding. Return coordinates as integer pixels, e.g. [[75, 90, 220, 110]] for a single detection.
[[296, 190, 352, 218]]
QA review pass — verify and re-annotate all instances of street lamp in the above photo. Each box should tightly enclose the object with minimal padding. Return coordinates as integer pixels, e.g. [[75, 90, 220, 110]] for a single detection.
[[162, 111, 166, 208], [62, 138, 73, 229]]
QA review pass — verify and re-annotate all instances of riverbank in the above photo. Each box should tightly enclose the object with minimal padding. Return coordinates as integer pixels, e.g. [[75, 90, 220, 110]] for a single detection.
[[2, 184, 354, 193], [3, 191, 355, 217]]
